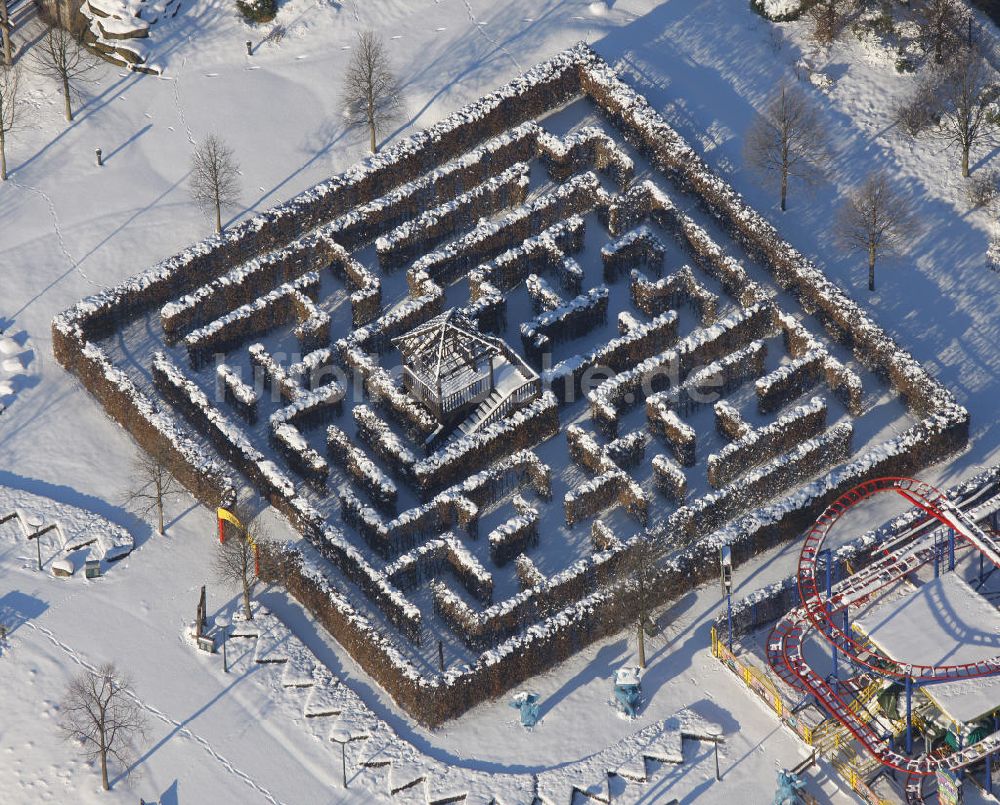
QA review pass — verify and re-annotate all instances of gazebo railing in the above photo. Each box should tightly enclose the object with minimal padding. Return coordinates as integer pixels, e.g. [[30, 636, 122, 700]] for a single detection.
[[441, 374, 492, 414], [404, 366, 438, 409], [476, 376, 541, 431]]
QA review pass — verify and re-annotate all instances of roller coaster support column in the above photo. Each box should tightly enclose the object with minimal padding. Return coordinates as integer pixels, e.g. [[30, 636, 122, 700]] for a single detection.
[[988, 714, 997, 795], [820, 549, 838, 682], [948, 528, 956, 572], [905, 675, 914, 755], [935, 532, 940, 579]]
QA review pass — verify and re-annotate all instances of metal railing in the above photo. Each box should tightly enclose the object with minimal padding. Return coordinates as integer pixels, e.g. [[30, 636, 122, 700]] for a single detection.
[[710, 627, 892, 805]]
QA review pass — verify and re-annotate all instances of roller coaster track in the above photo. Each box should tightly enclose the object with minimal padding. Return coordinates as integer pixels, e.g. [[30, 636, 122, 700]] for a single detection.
[[768, 477, 1000, 775]]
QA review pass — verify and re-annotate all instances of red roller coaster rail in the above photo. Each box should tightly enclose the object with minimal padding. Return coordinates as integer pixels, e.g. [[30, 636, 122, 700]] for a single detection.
[[767, 477, 1000, 775]]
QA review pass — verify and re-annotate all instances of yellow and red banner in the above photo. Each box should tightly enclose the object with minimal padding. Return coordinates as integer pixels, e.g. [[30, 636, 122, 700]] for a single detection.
[[217, 507, 243, 544], [216, 507, 260, 576]]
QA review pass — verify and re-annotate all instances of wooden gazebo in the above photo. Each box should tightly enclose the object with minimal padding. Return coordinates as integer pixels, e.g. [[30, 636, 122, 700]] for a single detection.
[[393, 311, 500, 423]]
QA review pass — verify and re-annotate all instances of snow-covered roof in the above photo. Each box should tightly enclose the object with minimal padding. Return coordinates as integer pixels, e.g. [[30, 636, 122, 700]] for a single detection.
[[393, 310, 499, 389], [856, 573, 1000, 724]]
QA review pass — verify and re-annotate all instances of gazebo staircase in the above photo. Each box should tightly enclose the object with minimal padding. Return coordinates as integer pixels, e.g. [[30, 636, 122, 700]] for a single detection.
[[452, 354, 540, 440]]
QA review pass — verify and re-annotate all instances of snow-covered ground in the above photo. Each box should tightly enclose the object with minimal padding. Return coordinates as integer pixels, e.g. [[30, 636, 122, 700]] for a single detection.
[[2, 0, 999, 802]]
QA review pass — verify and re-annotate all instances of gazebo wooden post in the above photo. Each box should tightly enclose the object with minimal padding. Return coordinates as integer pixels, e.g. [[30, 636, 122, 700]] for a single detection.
[[488, 353, 495, 393]]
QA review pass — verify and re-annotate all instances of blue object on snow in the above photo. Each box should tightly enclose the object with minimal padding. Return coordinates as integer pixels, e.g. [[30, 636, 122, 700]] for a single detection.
[[510, 692, 541, 727], [774, 769, 807, 805], [614, 666, 642, 718]]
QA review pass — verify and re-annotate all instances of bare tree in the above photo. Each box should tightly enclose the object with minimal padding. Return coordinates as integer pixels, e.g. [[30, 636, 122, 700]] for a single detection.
[[894, 76, 941, 137], [60, 663, 147, 791], [916, 0, 964, 65], [0, 63, 20, 180], [606, 530, 665, 669], [29, 16, 100, 123], [1, 0, 13, 67], [215, 508, 266, 621], [342, 30, 404, 154], [807, 0, 853, 47], [189, 134, 240, 234], [925, 45, 1000, 177], [744, 82, 830, 212], [836, 171, 917, 292], [121, 445, 183, 536]]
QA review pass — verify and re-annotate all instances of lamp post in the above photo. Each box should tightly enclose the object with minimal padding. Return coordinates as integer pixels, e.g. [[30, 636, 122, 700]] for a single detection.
[[215, 615, 230, 673], [330, 728, 350, 789], [720, 546, 733, 650]]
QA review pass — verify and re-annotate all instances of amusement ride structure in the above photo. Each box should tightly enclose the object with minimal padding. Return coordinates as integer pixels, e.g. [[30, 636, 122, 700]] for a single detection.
[[766, 477, 1000, 799]]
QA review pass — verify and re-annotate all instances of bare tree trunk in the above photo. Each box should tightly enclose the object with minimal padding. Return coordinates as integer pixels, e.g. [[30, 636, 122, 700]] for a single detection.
[[242, 577, 252, 621], [214, 199, 222, 233], [156, 500, 164, 536], [780, 167, 788, 212], [99, 740, 109, 790], [0, 0, 12, 67], [62, 76, 72, 122], [868, 244, 876, 291], [637, 621, 646, 668], [962, 145, 970, 178], [0, 127, 6, 181], [369, 119, 376, 153]]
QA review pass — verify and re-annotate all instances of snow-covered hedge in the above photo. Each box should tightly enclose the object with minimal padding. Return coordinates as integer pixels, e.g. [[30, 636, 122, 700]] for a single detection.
[[51, 335, 236, 509], [341, 346, 438, 439], [269, 382, 344, 430], [605, 430, 648, 469], [681, 422, 854, 538], [271, 422, 328, 489], [565, 469, 648, 527], [755, 349, 826, 413], [606, 180, 767, 308], [488, 508, 540, 566], [182, 274, 320, 369], [653, 340, 768, 418], [538, 125, 634, 188], [707, 396, 828, 488], [714, 400, 751, 441], [216, 363, 258, 424], [602, 226, 665, 282], [587, 301, 774, 435], [472, 216, 586, 297], [152, 352, 297, 502], [412, 393, 560, 496], [545, 308, 680, 410], [652, 454, 687, 503], [248, 343, 300, 403], [290, 290, 331, 354], [647, 401, 697, 466], [386, 535, 493, 605], [514, 553, 546, 590], [376, 163, 530, 269], [159, 234, 335, 342], [328, 122, 541, 251], [525, 273, 564, 314], [630, 265, 718, 324], [749, 0, 806, 24], [520, 285, 609, 364], [327, 425, 398, 513], [408, 171, 609, 286]]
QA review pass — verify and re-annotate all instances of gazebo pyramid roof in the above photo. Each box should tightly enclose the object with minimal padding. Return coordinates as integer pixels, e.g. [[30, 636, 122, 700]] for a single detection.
[[393, 310, 500, 386]]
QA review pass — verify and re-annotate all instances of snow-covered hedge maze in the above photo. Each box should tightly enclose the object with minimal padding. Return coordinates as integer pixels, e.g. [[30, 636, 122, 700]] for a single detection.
[[54, 44, 969, 727]]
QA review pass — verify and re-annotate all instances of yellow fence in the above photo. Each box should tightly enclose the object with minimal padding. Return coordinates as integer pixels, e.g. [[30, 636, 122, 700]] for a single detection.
[[710, 627, 890, 805]]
